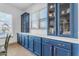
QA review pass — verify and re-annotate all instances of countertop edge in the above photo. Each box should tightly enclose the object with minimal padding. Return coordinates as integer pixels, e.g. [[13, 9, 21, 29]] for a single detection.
[[18, 33, 79, 44]]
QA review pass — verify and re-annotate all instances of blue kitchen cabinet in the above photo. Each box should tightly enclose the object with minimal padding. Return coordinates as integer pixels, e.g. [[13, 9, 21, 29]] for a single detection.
[[20, 34, 25, 47], [54, 46, 71, 56], [47, 3, 78, 38], [17, 33, 22, 45], [21, 12, 29, 33], [42, 38, 71, 56], [42, 38, 54, 56], [58, 3, 72, 37], [72, 43, 79, 56], [33, 36, 42, 56], [57, 3, 78, 38], [42, 43, 53, 56], [17, 33, 20, 44], [48, 3, 57, 36], [24, 35, 29, 49], [28, 36, 34, 51]]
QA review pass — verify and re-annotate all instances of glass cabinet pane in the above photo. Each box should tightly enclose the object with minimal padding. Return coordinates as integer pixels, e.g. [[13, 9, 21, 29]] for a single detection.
[[48, 3, 56, 35], [59, 3, 71, 35]]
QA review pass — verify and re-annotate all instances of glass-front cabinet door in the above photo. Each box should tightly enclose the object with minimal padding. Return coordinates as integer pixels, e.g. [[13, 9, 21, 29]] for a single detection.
[[47, 3, 78, 38], [58, 3, 73, 37], [48, 3, 57, 35]]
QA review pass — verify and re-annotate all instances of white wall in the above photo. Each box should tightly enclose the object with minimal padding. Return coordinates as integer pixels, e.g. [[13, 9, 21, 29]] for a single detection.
[[26, 3, 47, 35], [0, 4, 22, 44]]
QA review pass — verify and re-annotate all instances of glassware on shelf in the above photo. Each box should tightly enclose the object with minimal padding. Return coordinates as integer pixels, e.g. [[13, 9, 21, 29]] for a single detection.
[[49, 20, 54, 26], [49, 12, 55, 17], [49, 4, 55, 9], [67, 8, 70, 13], [49, 13, 52, 17], [54, 12, 55, 16], [61, 10, 65, 15], [49, 27, 54, 34]]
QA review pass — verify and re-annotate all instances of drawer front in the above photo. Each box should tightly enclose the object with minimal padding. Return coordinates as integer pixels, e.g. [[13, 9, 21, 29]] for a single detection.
[[54, 46, 71, 56], [42, 38, 50, 44], [32, 36, 41, 43], [42, 38, 71, 50], [50, 40, 71, 50]]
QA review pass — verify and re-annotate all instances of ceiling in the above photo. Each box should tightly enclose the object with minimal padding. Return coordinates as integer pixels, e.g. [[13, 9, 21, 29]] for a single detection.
[[6, 3, 33, 11]]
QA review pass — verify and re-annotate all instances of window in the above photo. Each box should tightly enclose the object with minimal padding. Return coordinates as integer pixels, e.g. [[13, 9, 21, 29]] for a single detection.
[[0, 12, 13, 37], [31, 7, 47, 29], [31, 12, 39, 29], [39, 8, 47, 29]]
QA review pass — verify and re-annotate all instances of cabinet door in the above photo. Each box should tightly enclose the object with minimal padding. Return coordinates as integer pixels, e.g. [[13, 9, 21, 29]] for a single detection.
[[58, 3, 74, 37], [72, 43, 79, 56], [28, 36, 33, 51], [21, 35, 25, 46], [21, 13, 29, 32], [19, 34, 22, 45], [24, 35, 29, 49], [42, 43, 53, 56], [54, 46, 71, 56], [17, 33, 20, 44], [48, 3, 57, 35], [33, 40, 41, 56]]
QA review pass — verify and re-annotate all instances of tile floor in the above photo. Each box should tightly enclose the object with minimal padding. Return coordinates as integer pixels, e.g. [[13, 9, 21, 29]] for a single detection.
[[7, 43, 36, 56]]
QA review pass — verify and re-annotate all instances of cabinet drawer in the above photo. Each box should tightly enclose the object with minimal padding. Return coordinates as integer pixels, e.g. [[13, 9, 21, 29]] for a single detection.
[[50, 40, 71, 50], [32, 36, 41, 43], [54, 46, 71, 56], [42, 38, 71, 50]]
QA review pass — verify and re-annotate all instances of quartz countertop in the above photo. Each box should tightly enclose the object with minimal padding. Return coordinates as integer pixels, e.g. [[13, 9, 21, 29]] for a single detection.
[[18, 33, 79, 44]]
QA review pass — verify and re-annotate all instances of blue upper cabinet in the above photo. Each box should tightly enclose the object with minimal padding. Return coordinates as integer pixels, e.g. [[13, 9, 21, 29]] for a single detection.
[[47, 3, 78, 38], [48, 3, 57, 35], [21, 12, 29, 33], [57, 3, 78, 38]]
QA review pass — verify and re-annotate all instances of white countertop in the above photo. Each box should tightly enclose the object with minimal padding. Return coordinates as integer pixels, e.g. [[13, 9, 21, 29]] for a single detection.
[[19, 33, 79, 44]]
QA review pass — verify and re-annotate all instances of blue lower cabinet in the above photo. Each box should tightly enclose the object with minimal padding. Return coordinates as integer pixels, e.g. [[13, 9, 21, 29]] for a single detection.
[[17, 33, 20, 44], [17, 34, 78, 56], [54, 46, 71, 56], [33, 40, 41, 56], [18, 34, 22, 45], [72, 43, 79, 56], [28, 36, 34, 51], [21, 34, 25, 47], [24, 35, 29, 49], [42, 43, 53, 56]]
